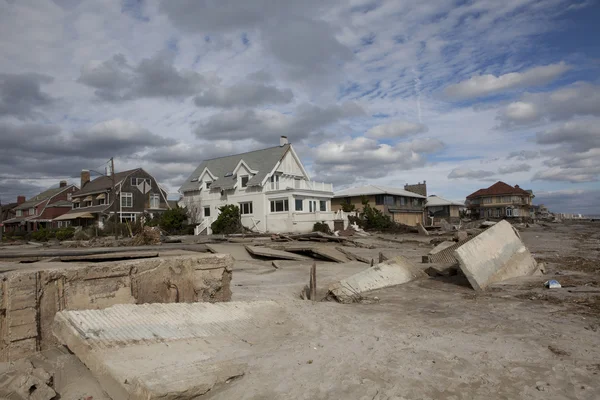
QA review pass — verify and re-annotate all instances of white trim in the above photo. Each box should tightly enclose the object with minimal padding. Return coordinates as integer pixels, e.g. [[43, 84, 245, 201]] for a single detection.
[[232, 159, 258, 175], [287, 145, 311, 180], [198, 167, 217, 182]]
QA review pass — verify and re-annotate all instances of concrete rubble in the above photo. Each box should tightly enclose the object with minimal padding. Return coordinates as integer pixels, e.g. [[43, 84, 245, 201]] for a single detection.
[[417, 223, 430, 236], [453, 220, 540, 290], [0, 254, 233, 361], [244, 245, 310, 261], [0, 359, 56, 400], [328, 256, 426, 303], [52, 302, 283, 400]]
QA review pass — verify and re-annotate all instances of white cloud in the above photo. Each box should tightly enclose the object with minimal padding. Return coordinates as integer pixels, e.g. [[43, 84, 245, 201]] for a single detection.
[[445, 62, 570, 100], [498, 163, 532, 174], [448, 168, 495, 179], [366, 121, 427, 138]]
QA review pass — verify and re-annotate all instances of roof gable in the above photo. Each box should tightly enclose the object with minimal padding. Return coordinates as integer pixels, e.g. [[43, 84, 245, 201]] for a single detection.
[[466, 181, 531, 199], [180, 144, 290, 193], [75, 168, 141, 196], [15, 185, 76, 210]]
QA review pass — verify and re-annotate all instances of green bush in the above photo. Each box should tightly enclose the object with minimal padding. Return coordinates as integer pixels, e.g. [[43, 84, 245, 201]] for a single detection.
[[31, 229, 51, 242], [341, 203, 356, 212], [158, 207, 188, 234], [313, 222, 332, 234], [55, 227, 75, 241], [211, 205, 242, 234]]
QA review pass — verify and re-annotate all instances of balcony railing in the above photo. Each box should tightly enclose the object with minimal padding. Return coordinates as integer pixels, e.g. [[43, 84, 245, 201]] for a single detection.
[[268, 178, 333, 192]]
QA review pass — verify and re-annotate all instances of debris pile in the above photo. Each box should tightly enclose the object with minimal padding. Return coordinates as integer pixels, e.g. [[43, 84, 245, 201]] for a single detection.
[[0, 360, 56, 400], [130, 226, 162, 246]]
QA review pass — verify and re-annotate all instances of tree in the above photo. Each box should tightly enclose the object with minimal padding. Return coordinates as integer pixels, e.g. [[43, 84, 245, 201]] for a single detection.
[[159, 207, 187, 233], [181, 197, 202, 224], [211, 205, 242, 234]]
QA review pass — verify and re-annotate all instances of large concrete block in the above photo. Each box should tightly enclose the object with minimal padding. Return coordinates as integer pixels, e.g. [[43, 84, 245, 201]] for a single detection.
[[328, 256, 425, 303], [453, 220, 538, 290], [0, 254, 233, 361], [53, 302, 280, 399]]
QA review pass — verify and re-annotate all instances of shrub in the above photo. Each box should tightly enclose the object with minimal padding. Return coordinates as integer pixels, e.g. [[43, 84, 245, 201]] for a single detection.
[[211, 205, 242, 234], [341, 203, 356, 212], [158, 207, 188, 234], [55, 227, 75, 241], [31, 229, 51, 242], [313, 222, 332, 234]]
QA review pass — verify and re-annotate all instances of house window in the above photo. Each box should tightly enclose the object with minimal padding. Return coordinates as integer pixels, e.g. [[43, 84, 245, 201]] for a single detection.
[[72, 202, 80, 209], [483, 197, 492, 204], [131, 178, 151, 187], [120, 213, 136, 222], [270, 174, 280, 190], [98, 198, 106, 206], [205, 181, 212, 189], [320, 200, 327, 212], [375, 195, 384, 205], [121, 192, 133, 207], [67, 193, 72, 201], [503, 196, 511, 203], [150, 193, 160, 209], [494, 197, 501, 203], [412, 198, 419, 207], [495, 209, 501, 217], [506, 208, 513, 217], [270, 199, 289, 212], [399, 197, 406, 206], [309, 200, 317, 212], [84, 200, 92, 207], [241, 176, 249, 188], [29, 208, 35, 216], [295, 199, 303, 211], [16, 210, 22, 217], [204, 206, 210, 217], [240, 202, 253, 215]]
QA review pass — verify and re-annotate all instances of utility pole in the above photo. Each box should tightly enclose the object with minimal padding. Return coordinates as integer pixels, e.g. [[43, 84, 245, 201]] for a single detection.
[[110, 158, 117, 240], [0, 197, 3, 243]]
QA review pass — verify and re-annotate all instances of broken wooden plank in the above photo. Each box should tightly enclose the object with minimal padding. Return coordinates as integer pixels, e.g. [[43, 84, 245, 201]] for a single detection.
[[58, 252, 159, 262], [244, 245, 310, 261]]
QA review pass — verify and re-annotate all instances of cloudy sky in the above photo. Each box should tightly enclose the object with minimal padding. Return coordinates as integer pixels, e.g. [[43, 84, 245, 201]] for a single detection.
[[1, 0, 599, 214]]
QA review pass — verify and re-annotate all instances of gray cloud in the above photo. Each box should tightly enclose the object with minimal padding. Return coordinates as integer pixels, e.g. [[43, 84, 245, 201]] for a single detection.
[[78, 53, 209, 101], [366, 121, 427, 139], [448, 168, 495, 179], [497, 82, 600, 127], [0, 120, 174, 179], [507, 150, 540, 160], [535, 120, 600, 152], [534, 189, 600, 215], [0, 73, 54, 119], [498, 163, 531, 174], [159, 1, 352, 78], [194, 102, 365, 144], [312, 136, 445, 187], [194, 82, 293, 108], [445, 62, 570, 100]]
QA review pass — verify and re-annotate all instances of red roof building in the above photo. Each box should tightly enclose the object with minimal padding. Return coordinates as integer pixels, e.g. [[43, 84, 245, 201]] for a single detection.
[[465, 181, 534, 219]]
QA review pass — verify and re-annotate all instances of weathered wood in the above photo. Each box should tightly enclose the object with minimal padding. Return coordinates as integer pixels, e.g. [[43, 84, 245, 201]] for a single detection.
[[59, 252, 159, 262], [310, 262, 317, 301]]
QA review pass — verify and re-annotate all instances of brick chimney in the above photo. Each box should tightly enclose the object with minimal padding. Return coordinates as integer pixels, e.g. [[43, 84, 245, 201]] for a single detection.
[[81, 170, 91, 189], [404, 181, 427, 197], [17, 195, 26, 204], [59, 180, 67, 188], [280, 135, 288, 146]]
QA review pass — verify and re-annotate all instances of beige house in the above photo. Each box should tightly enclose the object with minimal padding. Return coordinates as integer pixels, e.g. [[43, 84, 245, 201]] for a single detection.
[[425, 195, 465, 225], [466, 181, 534, 219], [332, 184, 426, 226]]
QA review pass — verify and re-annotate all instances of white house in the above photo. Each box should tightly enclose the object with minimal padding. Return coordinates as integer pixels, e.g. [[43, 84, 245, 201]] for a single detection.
[[179, 137, 345, 234]]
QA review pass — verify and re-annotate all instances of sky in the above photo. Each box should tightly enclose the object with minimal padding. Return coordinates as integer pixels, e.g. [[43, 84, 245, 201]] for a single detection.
[[0, 0, 599, 214]]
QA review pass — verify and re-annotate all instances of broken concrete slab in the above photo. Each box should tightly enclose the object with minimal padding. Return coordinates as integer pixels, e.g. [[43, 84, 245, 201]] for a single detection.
[[53, 302, 284, 400], [453, 220, 539, 291], [439, 219, 454, 232], [0, 359, 56, 400], [424, 264, 459, 277], [417, 223, 430, 236], [454, 231, 468, 242], [0, 254, 233, 361], [269, 243, 350, 263], [336, 247, 405, 265], [328, 256, 426, 303], [207, 243, 254, 261], [480, 221, 497, 228], [57, 251, 159, 262], [244, 245, 310, 261]]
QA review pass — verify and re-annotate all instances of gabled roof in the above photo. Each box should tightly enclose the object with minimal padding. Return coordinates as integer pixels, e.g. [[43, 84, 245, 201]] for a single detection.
[[333, 185, 426, 199], [425, 195, 465, 207], [180, 145, 291, 193], [75, 168, 140, 196], [15, 185, 76, 210], [466, 181, 532, 199], [46, 200, 73, 207]]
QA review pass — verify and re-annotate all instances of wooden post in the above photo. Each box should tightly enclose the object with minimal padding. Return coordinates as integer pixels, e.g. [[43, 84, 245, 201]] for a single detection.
[[379, 252, 384, 264], [370, 258, 374, 267], [310, 262, 317, 301]]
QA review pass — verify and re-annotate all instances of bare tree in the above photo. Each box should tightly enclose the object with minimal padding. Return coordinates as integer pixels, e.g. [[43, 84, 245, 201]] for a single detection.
[[181, 196, 202, 225]]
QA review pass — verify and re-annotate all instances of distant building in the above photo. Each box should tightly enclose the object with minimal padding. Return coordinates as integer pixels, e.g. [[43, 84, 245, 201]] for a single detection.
[[465, 181, 534, 219], [3, 181, 78, 232], [332, 184, 426, 226], [424, 195, 465, 225]]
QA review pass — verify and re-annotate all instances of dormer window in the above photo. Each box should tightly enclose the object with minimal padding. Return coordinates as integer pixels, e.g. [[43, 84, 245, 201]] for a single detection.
[[29, 208, 35, 216], [241, 176, 249, 188], [206, 181, 212, 189]]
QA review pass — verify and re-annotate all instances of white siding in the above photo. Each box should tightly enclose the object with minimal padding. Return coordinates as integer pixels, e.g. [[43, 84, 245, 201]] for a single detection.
[[276, 150, 305, 177]]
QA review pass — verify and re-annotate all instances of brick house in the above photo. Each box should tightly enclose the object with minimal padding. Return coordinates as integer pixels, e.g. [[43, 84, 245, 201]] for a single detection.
[[465, 181, 534, 219], [55, 168, 171, 227], [3, 181, 78, 232]]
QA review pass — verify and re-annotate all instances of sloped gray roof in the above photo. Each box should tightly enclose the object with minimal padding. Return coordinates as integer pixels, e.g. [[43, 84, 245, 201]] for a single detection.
[[180, 144, 290, 193], [61, 204, 110, 215], [46, 200, 73, 207], [15, 185, 76, 210], [333, 185, 426, 199], [74, 168, 140, 196]]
